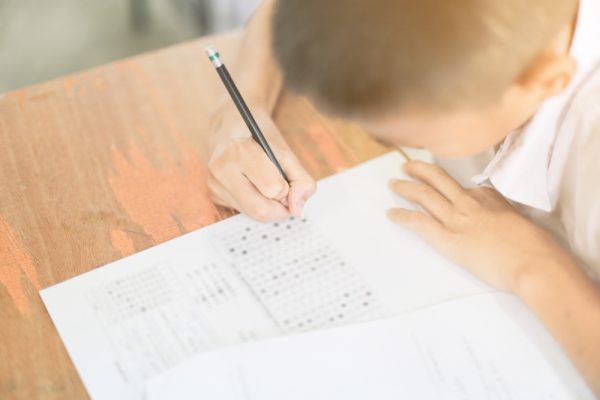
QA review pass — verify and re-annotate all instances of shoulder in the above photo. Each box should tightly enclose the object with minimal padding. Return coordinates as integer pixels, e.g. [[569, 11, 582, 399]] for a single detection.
[[560, 66, 600, 198], [556, 68, 600, 278], [556, 66, 600, 194], [566, 65, 600, 145]]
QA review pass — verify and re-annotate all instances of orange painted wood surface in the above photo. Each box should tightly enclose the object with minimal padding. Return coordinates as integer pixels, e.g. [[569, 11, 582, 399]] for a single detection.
[[0, 32, 388, 399]]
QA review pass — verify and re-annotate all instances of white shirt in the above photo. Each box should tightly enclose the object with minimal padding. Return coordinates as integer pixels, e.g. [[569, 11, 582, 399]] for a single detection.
[[440, 0, 600, 279]]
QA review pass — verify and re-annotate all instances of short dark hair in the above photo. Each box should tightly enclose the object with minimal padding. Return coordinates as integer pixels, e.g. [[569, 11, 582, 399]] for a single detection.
[[272, 0, 577, 117]]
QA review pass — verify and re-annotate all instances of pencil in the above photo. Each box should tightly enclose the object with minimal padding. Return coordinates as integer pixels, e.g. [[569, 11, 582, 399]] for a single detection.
[[205, 46, 289, 182], [397, 146, 412, 162]]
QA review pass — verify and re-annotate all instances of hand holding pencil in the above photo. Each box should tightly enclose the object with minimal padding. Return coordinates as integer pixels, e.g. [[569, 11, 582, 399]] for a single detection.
[[204, 46, 317, 222]]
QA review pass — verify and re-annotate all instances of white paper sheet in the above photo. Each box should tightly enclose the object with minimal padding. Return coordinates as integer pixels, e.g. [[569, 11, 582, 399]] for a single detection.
[[41, 152, 536, 399], [146, 294, 593, 400]]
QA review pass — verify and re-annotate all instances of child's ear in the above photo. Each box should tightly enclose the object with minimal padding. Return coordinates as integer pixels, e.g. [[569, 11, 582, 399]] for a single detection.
[[517, 53, 578, 100]]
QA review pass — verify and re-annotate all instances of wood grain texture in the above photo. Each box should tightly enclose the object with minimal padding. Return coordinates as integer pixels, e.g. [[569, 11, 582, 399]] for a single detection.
[[0, 32, 389, 399]]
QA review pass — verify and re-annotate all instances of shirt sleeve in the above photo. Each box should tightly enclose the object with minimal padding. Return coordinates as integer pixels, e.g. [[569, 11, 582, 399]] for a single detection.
[[561, 98, 600, 281]]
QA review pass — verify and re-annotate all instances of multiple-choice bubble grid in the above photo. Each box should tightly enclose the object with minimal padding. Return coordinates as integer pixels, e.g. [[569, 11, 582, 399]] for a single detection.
[[90, 266, 173, 323], [219, 217, 386, 333], [89, 266, 216, 379], [85, 217, 387, 382]]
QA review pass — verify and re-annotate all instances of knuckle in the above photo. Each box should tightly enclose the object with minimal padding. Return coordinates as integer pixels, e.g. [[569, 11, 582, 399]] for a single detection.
[[207, 139, 252, 175], [407, 212, 427, 226], [207, 189, 227, 209], [450, 211, 471, 230], [207, 161, 219, 178], [479, 187, 502, 200], [207, 153, 228, 175], [409, 160, 426, 169], [429, 163, 446, 175], [306, 179, 318, 196], [415, 183, 435, 199], [390, 180, 403, 192], [207, 189, 218, 202], [231, 139, 253, 156], [471, 186, 494, 197], [470, 187, 487, 197], [249, 203, 275, 222], [207, 175, 221, 194], [412, 160, 441, 174], [262, 181, 289, 199], [460, 190, 481, 206], [467, 187, 496, 207], [429, 164, 451, 182], [404, 161, 421, 175], [208, 191, 226, 208]]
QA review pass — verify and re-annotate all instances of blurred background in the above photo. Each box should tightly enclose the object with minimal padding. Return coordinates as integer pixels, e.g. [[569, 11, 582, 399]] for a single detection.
[[0, 0, 261, 93]]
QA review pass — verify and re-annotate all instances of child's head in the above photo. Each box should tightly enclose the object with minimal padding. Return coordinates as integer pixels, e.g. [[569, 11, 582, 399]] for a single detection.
[[272, 0, 578, 158]]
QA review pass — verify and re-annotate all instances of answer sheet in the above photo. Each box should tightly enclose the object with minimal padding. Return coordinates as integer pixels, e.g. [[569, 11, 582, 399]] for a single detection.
[[146, 294, 593, 400], [41, 152, 530, 399]]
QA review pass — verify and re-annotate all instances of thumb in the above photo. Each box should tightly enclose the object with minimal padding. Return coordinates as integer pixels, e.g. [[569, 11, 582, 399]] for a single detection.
[[281, 156, 317, 217]]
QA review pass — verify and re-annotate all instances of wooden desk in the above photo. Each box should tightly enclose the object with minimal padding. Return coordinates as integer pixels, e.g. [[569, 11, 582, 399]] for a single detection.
[[0, 32, 388, 399]]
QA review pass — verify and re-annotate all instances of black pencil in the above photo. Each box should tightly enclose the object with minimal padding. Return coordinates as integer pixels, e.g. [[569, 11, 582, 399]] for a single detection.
[[205, 45, 289, 182]]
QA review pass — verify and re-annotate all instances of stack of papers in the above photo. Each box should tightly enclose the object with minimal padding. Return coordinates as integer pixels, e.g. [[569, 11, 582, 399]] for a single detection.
[[40, 152, 592, 399], [147, 294, 591, 400]]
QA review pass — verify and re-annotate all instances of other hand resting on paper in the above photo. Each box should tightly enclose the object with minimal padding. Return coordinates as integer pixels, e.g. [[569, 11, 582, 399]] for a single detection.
[[387, 160, 563, 292], [388, 160, 600, 395]]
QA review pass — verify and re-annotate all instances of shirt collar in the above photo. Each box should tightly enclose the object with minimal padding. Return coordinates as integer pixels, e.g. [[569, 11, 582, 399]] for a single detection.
[[472, 0, 600, 212]]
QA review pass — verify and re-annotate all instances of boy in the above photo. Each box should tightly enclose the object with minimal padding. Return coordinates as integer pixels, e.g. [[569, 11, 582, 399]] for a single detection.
[[205, 0, 600, 393]]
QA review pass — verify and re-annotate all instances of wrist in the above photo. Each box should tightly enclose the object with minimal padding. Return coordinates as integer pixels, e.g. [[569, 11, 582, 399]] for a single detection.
[[512, 247, 582, 302]]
